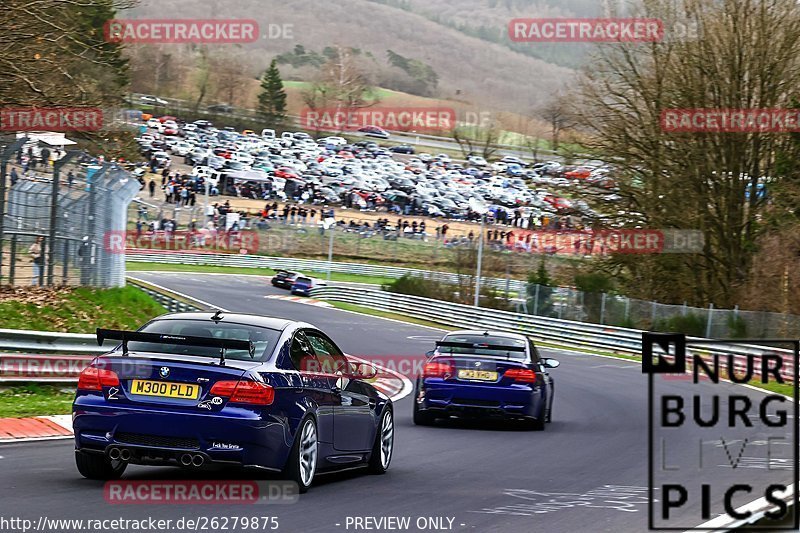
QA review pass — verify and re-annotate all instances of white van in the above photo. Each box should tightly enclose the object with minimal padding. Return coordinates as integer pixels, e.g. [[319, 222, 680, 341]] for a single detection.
[[261, 128, 276, 139], [281, 131, 295, 140]]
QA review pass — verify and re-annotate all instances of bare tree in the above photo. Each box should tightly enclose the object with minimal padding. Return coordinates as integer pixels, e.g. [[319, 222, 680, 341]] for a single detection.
[[453, 121, 501, 160], [302, 46, 378, 135], [538, 91, 573, 152], [575, 0, 800, 307]]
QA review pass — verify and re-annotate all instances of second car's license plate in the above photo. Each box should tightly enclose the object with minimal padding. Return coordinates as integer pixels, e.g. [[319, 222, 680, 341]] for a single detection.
[[130, 379, 200, 399], [457, 369, 498, 381]]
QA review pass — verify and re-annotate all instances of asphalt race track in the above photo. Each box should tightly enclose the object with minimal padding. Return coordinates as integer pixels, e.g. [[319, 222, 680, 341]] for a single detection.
[[0, 272, 794, 533]]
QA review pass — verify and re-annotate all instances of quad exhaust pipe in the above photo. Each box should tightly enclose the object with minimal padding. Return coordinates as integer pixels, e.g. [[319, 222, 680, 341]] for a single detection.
[[108, 447, 132, 461], [180, 453, 206, 467]]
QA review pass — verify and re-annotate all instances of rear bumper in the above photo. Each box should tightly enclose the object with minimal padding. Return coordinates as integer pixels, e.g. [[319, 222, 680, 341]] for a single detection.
[[417, 380, 545, 420], [73, 402, 292, 471]]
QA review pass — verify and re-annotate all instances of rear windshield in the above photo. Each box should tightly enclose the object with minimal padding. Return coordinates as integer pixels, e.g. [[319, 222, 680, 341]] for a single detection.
[[438, 334, 527, 360], [295, 277, 312, 284], [125, 319, 281, 361]]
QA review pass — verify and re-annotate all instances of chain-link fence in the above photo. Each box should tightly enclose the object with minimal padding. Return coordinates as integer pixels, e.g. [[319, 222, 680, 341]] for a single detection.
[[0, 136, 140, 287], [523, 284, 800, 339]]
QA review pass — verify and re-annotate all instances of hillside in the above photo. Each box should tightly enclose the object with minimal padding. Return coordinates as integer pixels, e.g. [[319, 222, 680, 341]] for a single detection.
[[124, 0, 576, 114]]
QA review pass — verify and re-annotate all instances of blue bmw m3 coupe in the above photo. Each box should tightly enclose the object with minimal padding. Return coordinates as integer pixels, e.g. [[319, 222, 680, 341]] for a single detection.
[[413, 330, 559, 430], [73, 312, 393, 492]]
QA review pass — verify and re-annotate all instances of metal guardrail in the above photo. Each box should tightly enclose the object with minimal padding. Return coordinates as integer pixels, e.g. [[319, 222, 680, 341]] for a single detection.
[[125, 250, 528, 294], [308, 286, 797, 382], [127, 277, 206, 313]]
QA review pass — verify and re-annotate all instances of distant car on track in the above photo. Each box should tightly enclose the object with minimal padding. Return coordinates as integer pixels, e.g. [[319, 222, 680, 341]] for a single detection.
[[413, 330, 558, 430], [72, 312, 394, 492], [290, 276, 328, 297], [272, 270, 305, 289]]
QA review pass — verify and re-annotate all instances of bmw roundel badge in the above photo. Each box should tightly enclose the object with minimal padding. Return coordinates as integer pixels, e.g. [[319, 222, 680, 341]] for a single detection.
[[159, 366, 170, 378]]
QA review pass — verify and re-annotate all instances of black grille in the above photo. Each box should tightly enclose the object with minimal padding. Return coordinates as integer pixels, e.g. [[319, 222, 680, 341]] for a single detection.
[[116, 432, 199, 449], [452, 398, 501, 407]]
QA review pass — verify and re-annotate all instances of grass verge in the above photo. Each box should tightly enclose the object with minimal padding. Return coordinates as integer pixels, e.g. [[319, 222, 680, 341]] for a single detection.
[[0, 384, 74, 417], [126, 261, 396, 286], [0, 286, 166, 333]]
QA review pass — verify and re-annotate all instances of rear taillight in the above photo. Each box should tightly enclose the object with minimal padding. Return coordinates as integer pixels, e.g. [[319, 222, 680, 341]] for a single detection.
[[423, 361, 454, 379], [77, 366, 120, 391], [505, 368, 538, 383], [210, 380, 275, 405]]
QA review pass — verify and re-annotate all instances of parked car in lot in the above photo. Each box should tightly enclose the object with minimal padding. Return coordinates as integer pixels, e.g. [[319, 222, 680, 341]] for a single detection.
[[290, 276, 328, 297], [413, 330, 559, 430], [73, 313, 393, 493], [500, 155, 526, 166], [272, 270, 306, 289], [151, 151, 171, 168]]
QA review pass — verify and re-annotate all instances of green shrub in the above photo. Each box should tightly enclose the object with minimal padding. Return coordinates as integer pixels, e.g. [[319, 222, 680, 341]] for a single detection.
[[652, 313, 707, 337]]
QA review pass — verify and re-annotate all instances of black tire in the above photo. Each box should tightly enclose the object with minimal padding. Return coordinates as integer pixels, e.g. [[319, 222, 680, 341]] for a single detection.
[[283, 417, 317, 494], [526, 415, 546, 431], [368, 408, 394, 474], [75, 451, 127, 480], [413, 401, 435, 426]]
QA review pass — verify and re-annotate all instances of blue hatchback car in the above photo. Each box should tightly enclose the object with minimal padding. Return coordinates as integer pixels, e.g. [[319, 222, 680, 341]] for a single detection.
[[413, 330, 559, 430], [290, 276, 326, 297], [73, 312, 394, 492]]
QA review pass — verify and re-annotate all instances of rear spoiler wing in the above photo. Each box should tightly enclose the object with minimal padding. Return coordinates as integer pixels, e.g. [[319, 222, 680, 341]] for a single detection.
[[435, 341, 526, 352], [96, 328, 255, 364]]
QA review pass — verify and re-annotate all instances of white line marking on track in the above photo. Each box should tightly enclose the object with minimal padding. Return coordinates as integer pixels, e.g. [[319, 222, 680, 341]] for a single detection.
[[127, 276, 229, 312]]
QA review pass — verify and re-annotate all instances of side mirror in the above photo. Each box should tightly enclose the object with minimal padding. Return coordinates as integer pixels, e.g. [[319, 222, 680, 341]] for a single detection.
[[425, 350, 435, 357], [543, 358, 560, 369]]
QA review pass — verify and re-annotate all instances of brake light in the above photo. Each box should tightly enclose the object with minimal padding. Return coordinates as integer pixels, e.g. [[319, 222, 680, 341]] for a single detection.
[[505, 368, 538, 383], [209, 380, 237, 396], [423, 361, 454, 379], [210, 380, 275, 405], [77, 366, 120, 391]]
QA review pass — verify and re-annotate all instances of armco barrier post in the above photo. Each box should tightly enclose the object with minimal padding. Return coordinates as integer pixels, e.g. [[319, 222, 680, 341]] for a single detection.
[[706, 303, 714, 338], [600, 293, 607, 325]]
